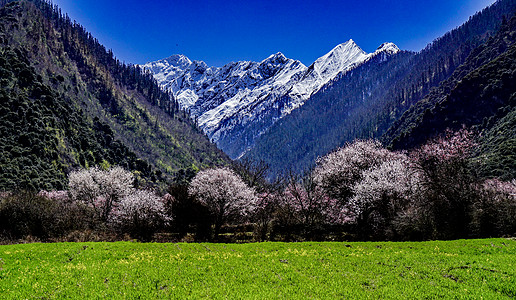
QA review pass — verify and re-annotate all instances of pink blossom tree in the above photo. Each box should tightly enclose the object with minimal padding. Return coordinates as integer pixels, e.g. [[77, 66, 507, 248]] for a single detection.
[[472, 178, 516, 237], [37, 190, 70, 202], [188, 167, 258, 235], [280, 172, 346, 227], [252, 192, 281, 241], [409, 128, 479, 239], [414, 128, 476, 163]]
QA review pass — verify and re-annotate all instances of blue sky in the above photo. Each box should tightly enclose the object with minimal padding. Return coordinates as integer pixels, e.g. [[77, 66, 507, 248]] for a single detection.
[[51, 0, 497, 66]]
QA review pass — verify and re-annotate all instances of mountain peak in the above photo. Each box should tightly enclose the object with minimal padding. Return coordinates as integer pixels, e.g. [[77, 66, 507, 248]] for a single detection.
[[273, 52, 286, 58], [331, 39, 363, 52], [164, 54, 192, 68], [342, 39, 357, 46], [375, 42, 400, 55], [263, 52, 288, 63], [312, 39, 368, 76]]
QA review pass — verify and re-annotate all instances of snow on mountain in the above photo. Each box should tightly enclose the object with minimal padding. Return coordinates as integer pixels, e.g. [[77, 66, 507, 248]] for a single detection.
[[144, 54, 193, 85], [142, 41, 400, 158], [286, 39, 371, 113]]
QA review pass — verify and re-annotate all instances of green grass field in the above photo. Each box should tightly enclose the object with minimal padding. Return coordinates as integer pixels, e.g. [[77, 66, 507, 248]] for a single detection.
[[0, 239, 515, 299]]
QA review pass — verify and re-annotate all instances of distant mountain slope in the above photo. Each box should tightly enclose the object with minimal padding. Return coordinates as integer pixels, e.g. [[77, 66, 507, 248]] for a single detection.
[[143, 40, 400, 158], [245, 51, 415, 174], [0, 0, 228, 191], [383, 13, 516, 180], [245, 0, 516, 176]]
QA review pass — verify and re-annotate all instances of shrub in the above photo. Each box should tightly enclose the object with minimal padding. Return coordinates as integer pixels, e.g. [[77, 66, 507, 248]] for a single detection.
[[0, 191, 90, 241], [165, 184, 213, 241]]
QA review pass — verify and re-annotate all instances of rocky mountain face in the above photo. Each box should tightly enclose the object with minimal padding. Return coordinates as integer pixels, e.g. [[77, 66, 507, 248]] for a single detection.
[[143, 40, 400, 158]]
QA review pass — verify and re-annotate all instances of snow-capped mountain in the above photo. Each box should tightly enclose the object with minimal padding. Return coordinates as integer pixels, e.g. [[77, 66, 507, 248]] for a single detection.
[[142, 40, 400, 158]]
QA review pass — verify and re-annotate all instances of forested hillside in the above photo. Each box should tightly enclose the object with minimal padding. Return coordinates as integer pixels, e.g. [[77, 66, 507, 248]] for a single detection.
[[0, 0, 228, 191], [384, 13, 516, 180], [246, 0, 516, 176]]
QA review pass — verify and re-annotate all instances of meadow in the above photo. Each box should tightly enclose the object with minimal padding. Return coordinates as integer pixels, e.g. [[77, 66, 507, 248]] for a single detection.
[[0, 238, 515, 299]]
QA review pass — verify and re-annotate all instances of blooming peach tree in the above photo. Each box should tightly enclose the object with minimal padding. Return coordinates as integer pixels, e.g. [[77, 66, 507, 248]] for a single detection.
[[111, 189, 170, 240], [313, 140, 403, 203], [472, 178, 516, 237], [68, 166, 134, 222], [409, 128, 479, 239], [280, 172, 347, 227], [350, 155, 423, 238], [311, 139, 425, 238], [188, 167, 258, 235]]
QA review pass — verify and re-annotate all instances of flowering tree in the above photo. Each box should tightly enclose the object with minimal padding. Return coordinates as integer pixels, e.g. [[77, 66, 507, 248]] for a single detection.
[[313, 140, 403, 203], [350, 156, 422, 239], [188, 167, 258, 235], [252, 192, 281, 241], [472, 178, 516, 237], [414, 128, 476, 163], [68, 166, 134, 222], [481, 179, 516, 197], [280, 172, 346, 227], [111, 189, 170, 241], [410, 128, 479, 239], [37, 190, 70, 202]]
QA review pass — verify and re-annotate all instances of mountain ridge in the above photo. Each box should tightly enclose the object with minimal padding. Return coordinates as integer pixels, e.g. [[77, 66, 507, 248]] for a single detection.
[[382, 12, 516, 179], [142, 40, 400, 158]]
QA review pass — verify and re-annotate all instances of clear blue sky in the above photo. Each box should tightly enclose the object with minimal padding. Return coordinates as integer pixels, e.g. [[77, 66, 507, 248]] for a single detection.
[[51, 0, 497, 67]]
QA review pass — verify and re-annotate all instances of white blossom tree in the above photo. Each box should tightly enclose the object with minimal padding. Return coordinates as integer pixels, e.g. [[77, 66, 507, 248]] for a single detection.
[[350, 156, 423, 238], [188, 167, 258, 235], [68, 166, 134, 222], [111, 189, 170, 240], [313, 139, 404, 203]]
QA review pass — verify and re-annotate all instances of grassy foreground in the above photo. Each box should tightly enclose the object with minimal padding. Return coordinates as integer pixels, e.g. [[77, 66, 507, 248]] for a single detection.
[[0, 239, 515, 299]]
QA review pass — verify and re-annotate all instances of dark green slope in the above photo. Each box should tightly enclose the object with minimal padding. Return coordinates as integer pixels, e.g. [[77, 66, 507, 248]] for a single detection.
[[383, 14, 516, 180], [0, 1, 228, 191]]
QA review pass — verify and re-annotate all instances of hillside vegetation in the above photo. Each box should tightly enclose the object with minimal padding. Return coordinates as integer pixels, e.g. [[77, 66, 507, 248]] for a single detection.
[[0, 0, 228, 191], [384, 13, 516, 180]]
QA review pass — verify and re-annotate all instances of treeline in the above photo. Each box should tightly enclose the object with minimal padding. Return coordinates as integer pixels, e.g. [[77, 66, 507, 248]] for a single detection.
[[1, 0, 180, 117], [1, 129, 515, 243]]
